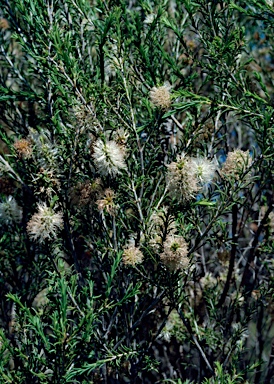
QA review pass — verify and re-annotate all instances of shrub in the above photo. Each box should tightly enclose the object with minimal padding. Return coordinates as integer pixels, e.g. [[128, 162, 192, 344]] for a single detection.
[[1, 0, 274, 382]]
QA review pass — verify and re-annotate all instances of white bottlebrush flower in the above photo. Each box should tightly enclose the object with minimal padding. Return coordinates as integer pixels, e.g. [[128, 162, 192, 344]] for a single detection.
[[92, 138, 127, 177], [150, 83, 171, 109], [0, 196, 22, 225], [160, 234, 189, 271], [27, 202, 63, 243], [167, 155, 217, 200], [123, 245, 144, 266], [221, 149, 252, 180], [190, 157, 217, 185], [166, 154, 199, 201]]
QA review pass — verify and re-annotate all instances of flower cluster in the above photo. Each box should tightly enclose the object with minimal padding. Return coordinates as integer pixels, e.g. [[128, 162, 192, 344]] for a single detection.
[[27, 202, 63, 243], [14, 139, 33, 159], [150, 84, 171, 109], [221, 149, 252, 180], [96, 188, 116, 215], [191, 157, 217, 185], [166, 154, 216, 201], [167, 155, 199, 201], [160, 234, 189, 271], [92, 139, 127, 177], [122, 245, 144, 266]]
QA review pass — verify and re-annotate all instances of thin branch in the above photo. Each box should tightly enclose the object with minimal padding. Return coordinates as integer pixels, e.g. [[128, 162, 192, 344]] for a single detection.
[[217, 203, 238, 308], [51, 257, 85, 318], [178, 309, 214, 374], [240, 202, 273, 289], [0, 155, 24, 184]]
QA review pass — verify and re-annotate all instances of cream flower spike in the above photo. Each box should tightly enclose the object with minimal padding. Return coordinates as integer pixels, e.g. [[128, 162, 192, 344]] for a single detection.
[[27, 202, 63, 243], [92, 138, 127, 177]]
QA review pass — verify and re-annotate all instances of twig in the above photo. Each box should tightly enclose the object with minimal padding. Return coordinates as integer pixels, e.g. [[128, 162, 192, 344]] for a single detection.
[[178, 309, 214, 374], [148, 174, 164, 214], [47, 57, 104, 131], [0, 155, 24, 184], [170, 115, 184, 133], [51, 257, 85, 318], [130, 177, 144, 226], [217, 204, 238, 308], [240, 203, 273, 289], [122, 70, 145, 203], [112, 215, 117, 251]]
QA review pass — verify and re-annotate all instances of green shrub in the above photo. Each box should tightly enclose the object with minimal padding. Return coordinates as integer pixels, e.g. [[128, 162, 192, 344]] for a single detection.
[[1, 0, 274, 382]]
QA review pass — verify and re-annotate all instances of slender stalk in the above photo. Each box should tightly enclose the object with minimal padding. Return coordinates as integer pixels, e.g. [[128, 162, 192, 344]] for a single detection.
[[240, 203, 273, 289], [217, 204, 238, 308], [178, 309, 214, 374]]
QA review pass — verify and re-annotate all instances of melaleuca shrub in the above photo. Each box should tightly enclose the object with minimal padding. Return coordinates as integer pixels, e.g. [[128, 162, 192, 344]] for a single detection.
[[1, 0, 274, 383]]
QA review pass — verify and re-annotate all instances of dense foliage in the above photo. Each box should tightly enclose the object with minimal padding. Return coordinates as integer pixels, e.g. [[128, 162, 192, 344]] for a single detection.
[[1, 0, 274, 383]]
